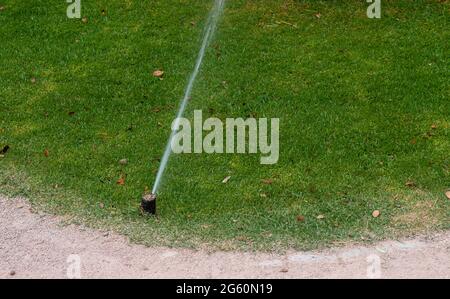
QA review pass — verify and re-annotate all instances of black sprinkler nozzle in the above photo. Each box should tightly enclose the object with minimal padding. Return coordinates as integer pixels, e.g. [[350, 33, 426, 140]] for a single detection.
[[141, 193, 157, 215]]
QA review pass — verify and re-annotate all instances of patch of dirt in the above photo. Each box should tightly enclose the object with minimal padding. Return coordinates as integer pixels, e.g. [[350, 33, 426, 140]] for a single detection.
[[0, 196, 449, 278], [392, 200, 439, 231]]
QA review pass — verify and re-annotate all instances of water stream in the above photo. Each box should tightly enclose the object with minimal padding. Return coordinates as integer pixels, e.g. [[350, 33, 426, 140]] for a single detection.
[[152, 0, 225, 194]]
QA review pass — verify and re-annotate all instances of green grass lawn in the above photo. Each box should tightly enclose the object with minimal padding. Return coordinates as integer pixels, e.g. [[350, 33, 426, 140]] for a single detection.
[[0, 0, 449, 251]]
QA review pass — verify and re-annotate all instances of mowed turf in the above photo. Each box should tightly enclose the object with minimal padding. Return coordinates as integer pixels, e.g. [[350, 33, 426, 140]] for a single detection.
[[0, 0, 448, 250]]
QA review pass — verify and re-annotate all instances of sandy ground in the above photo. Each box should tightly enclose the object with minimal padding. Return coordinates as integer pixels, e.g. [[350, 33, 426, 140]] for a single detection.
[[0, 196, 449, 279]]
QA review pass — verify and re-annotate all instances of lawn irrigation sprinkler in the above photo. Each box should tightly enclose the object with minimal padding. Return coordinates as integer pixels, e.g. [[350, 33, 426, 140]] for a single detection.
[[141, 193, 157, 215], [141, 0, 225, 215]]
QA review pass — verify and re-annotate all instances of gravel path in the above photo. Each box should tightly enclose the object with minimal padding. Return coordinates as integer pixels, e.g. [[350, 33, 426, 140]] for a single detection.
[[1, 196, 449, 279]]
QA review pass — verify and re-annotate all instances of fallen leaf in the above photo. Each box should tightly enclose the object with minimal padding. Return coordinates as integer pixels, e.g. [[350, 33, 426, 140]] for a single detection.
[[68, 111, 75, 116], [372, 210, 381, 218], [99, 203, 104, 209], [119, 158, 128, 165], [296, 215, 305, 222], [190, 21, 196, 26], [445, 190, 450, 200], [30, 77, 37, 84], [405, 180, 416, 188], [315, 13, 321, 18], [317, 215, 325, 220], [43, 149, 49, 157], [222, 176, 231, 184], [116, 176, 125, 185], [259, 193, 267, 198], [431, 124, 437, 130], [410, 138, 417, 145], [261, 178, 274, 185], [82, 17, 88, 24], [153, 70, 164, 78], [0, 6, 5, 12], [1, 145, 10, 154]]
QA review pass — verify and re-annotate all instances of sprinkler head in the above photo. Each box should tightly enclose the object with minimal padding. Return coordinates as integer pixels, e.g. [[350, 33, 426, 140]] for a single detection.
[[140, 193, 157, 215]]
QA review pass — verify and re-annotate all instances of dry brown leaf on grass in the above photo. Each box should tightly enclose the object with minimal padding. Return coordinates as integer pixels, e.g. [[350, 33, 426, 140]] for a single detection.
[[261, 178, 274, 185], [43, 149, 49, 157], [317, 215, 325, 220], [82, 17, 88, 24], [405, 180, 416, 188], [153, 70, 164, 78], [296, 215, 305, 222], [116, 176, 125, 186]]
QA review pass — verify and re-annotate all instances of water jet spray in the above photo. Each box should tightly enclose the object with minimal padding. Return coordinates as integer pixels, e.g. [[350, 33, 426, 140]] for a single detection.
[[141, 0, 225, 215]]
